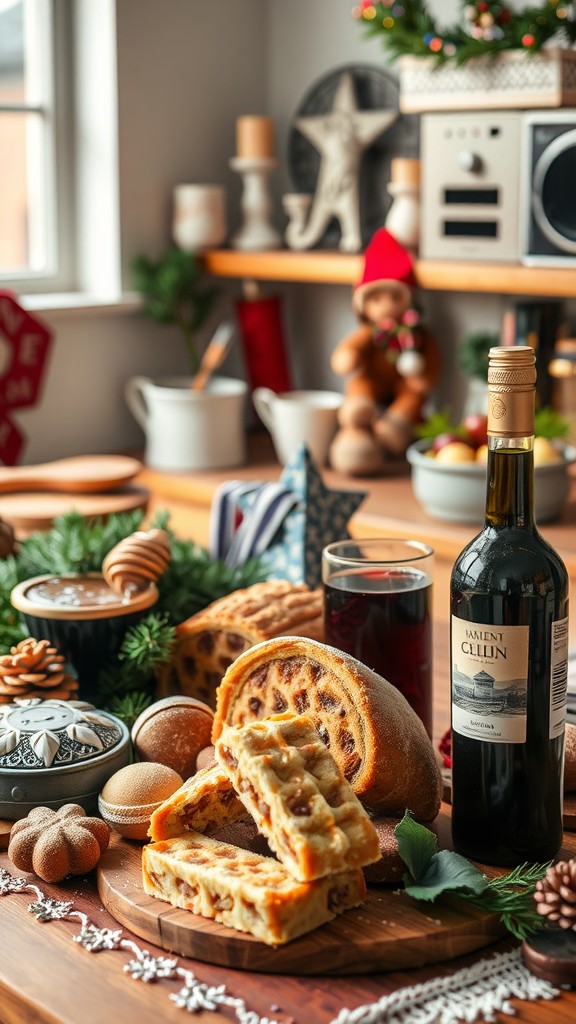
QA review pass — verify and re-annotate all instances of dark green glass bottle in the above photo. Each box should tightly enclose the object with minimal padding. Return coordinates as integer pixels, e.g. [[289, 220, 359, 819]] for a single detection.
[[450, 345, 568, 866]]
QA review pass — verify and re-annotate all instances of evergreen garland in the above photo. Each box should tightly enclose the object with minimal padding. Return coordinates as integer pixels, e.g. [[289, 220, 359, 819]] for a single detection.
[[0, 509, 266, 724], [353, 0, 576, 65]]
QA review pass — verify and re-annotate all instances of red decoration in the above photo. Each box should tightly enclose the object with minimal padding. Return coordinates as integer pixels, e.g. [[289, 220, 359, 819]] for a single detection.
[[235, 295, 292, 398], [0, 291, 53, 465]]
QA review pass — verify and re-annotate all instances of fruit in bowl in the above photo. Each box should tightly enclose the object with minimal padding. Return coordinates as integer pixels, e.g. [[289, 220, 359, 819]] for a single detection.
[[407, 410, 575, 524]]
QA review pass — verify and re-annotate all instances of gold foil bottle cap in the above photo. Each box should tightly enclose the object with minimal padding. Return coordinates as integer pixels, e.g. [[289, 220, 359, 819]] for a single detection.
[[487, 346, 536, 438]]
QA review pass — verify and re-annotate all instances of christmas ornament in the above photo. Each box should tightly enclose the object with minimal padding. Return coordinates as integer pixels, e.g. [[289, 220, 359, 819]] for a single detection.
[[0, 291, 53, 464]]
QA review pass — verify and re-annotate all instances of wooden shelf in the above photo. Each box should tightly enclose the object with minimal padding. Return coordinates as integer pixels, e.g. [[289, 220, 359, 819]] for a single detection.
[[203, 248, 576, 297]]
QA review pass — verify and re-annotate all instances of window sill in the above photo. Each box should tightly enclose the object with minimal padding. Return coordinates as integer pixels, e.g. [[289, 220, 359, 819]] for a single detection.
[[20, 291, 142, 317]]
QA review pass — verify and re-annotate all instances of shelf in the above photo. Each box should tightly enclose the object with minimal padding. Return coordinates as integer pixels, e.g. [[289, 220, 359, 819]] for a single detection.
[[203, 249, 576, 298]]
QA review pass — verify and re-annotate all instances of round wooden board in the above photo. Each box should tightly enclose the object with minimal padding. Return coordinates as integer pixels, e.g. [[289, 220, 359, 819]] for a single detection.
[[97, 816, 505, 977], [0, 485, 149, 533]]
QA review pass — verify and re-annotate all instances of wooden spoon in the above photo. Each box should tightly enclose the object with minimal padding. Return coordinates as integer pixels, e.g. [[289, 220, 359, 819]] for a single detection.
[[0, 454, 143, 494], [191, 322, 235, 392]]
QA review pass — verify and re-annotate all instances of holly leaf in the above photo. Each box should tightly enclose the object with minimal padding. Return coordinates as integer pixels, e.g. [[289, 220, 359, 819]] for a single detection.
[[394, 812, 488, 902], [404, 849, 488, 902]]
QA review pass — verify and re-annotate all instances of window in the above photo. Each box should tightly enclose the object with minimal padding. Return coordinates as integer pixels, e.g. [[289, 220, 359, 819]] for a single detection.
[[0, 0, 74, 293]]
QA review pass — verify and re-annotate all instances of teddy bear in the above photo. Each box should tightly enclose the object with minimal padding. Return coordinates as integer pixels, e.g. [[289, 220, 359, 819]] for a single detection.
[[329, 227, 441, 476]]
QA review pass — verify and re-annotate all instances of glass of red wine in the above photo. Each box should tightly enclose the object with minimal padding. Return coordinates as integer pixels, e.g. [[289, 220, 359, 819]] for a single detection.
[[322, 538, 434, 737]]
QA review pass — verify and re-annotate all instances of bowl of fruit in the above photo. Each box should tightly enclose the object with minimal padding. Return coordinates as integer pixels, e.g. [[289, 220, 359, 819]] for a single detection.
[[406, 410, 576, 524]]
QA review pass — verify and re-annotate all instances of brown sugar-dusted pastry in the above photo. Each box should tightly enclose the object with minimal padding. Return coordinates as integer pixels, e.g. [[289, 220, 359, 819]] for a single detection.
[[148, 763, 245, 841], [156, 580, 323, 708], [9, 804, 110, 883], [215, 713, 380, 882], [362, 816, 405, 885], [142, 831, 366, 945], [212, 636, 442, 823]]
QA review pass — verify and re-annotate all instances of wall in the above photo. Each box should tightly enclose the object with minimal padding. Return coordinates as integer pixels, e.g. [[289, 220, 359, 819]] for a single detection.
[[18, 0, 520, 463]]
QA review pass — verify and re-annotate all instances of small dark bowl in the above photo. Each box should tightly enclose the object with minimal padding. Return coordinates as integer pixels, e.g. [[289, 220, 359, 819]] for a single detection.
[[11, 573, 159, 701]]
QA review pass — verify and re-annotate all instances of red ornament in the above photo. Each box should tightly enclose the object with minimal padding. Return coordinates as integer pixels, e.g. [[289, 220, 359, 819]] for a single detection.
[[522, 32, 536, 46], [0, 291, 53, 465]]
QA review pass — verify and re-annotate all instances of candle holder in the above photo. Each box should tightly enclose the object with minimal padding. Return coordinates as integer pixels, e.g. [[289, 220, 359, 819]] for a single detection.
[[230, 156, 282, 251]]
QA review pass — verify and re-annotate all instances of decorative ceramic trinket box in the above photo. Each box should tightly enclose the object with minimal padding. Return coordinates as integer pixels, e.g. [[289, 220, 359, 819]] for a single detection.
[[0, 697, 130, 819]]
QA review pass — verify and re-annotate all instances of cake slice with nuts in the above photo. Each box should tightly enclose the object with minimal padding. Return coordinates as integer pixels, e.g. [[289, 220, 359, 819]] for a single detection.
[[214, 712, 380, 882], [142, 831, 365, 945], [148, 763, 245, 841]]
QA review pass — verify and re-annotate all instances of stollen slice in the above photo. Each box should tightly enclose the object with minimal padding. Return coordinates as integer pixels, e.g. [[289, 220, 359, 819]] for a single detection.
[[142, 831, 366, 946], [148, 763, 245, 841], [215, 712, 380, 881], [212, 636, 442, 822], [156, 580, 323, 708]]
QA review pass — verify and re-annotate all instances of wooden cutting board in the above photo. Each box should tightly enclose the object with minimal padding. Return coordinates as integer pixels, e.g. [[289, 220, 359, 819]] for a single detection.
[[97, 815, 505, 977], [0, 486, 149, 533], [0, 455, 142, 494], [0, 819, 11, 850]]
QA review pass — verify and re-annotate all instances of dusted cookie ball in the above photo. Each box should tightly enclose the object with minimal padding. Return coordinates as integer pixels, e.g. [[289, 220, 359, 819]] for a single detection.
[[98, 762, 183, 840], [362, 816, 405, 885], [196, 744, 217, 772], [132, 696, 214, 779], [565, 722, 576, 792]]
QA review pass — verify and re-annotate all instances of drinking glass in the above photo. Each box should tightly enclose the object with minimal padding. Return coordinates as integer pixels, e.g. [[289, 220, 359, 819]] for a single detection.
[[322, 538, 434, 736]]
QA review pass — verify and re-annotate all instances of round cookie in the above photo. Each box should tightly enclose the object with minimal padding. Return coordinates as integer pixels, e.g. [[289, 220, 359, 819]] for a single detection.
[[362, 816, 405, 885], [98, 762, 183, 840], [565, 722, 576, 792], [196, 744, 217, 772], [132, 696, 214, 779]]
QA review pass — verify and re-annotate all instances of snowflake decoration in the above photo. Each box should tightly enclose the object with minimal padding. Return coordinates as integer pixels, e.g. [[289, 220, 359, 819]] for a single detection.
[[27, 896, 75, 921], [171, 981, 227, 1013], [124, 952, 179, 983], [0, 868, 29, 896], [74, 924, 124, 952]]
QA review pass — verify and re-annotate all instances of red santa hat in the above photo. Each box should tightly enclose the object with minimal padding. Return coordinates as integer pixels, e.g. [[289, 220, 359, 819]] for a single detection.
[[352, 228, 417, 316]]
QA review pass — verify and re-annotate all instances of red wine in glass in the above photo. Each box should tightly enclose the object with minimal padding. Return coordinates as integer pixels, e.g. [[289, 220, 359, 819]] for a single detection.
[[324, 566, 433, 737]]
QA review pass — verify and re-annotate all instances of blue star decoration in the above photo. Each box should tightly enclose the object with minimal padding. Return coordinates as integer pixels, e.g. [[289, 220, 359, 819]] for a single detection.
[[237, 444, 366, 588]]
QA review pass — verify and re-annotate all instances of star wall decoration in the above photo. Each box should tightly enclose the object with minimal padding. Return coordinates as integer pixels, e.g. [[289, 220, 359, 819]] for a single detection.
[[285, 71, 397, 252]]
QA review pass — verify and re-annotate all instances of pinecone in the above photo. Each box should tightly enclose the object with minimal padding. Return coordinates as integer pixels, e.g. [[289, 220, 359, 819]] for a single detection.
[[0, 638, 79, 704], [0, 516, 18, 559], [102, 528, 171, 597], [534, 860, 576, 930]]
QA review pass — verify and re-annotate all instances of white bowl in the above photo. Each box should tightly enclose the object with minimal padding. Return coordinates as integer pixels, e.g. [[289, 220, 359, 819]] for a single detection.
[[406, 438, 576, 524]]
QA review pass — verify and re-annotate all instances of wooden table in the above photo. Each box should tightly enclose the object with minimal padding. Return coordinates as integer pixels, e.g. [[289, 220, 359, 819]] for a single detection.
[[1, 442, 576, 1022]]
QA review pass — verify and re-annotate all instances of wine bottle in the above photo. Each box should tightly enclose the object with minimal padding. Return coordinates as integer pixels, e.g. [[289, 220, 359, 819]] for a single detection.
[[450, 345, 568, 867]]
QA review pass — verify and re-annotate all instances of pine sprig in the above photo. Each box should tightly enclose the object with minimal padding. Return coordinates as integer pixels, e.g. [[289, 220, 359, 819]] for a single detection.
[[461, 862, 551, 941], [118, 614, 176, 672]]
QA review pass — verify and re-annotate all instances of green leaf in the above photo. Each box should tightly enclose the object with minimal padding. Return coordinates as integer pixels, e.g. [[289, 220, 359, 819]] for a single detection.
[[404, 849, 488, 902], [394, 811, 438, 880]]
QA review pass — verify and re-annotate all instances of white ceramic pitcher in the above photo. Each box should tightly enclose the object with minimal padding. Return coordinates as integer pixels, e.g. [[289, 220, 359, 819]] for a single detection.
[[126, 375, 247, 472]]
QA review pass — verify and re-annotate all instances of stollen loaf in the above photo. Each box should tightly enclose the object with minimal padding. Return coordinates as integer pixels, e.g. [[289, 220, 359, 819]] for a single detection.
[[212, 636, 442, 822], [156, 581, 323, 708]]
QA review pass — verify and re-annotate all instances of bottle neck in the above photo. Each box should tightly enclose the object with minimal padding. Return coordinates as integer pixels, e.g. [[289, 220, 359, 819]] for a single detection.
[[484, 434, 535, 529]]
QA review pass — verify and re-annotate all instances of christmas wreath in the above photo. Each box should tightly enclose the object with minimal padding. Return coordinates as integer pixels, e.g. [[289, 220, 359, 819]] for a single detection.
[[353, 0, 576, 65]]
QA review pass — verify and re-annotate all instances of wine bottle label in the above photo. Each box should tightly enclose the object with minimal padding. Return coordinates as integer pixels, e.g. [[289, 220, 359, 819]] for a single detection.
[[550, 616, 568, 740], [451, 616, 529, 743]]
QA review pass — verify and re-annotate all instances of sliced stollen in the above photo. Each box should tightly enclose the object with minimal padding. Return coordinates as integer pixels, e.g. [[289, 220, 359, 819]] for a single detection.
[[215, 712, 380, 881], [148, 763, 245, 841], [212, 636, 442, 822], [142, 831, 366, 946], [156, 580, 323, 708]]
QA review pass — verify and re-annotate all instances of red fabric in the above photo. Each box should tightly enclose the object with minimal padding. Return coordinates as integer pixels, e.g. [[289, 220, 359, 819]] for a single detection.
[[235, 295, 292, 395], [0, 291, 53, 464]]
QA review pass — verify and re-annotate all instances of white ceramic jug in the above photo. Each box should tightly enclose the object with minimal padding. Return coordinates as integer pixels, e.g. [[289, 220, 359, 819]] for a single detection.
[[126, 375, 247, 472], [252, 387, 342, 467]]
